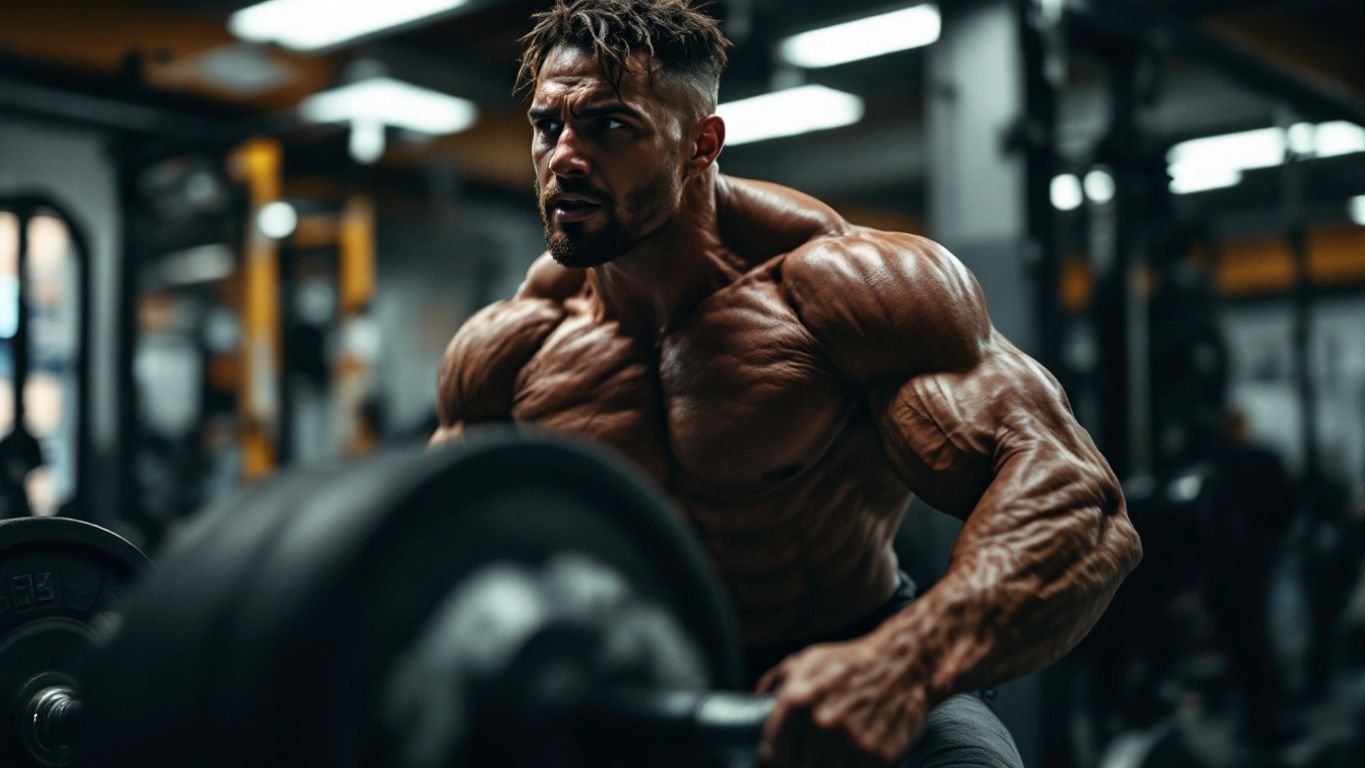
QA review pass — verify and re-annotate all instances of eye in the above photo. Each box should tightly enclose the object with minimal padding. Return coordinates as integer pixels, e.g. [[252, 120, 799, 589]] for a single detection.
[[535, 119, 563, 140], [591, 117, 630, 136]]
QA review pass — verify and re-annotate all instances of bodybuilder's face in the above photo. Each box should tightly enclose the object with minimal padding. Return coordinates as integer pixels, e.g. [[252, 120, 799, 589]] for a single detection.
[[529, 46, 690, 267]]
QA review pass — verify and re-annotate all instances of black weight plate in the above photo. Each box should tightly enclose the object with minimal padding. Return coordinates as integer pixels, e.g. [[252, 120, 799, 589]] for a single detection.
[[0, 517, 149, 767], [84, 428, 743, 767], [78, 463, 345, 768], [228, 427, 744, 767], [0, 518, 148, 632]]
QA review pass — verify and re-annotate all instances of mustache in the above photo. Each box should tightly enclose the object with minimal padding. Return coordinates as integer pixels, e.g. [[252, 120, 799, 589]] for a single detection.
[[540, 179, 610, 206]]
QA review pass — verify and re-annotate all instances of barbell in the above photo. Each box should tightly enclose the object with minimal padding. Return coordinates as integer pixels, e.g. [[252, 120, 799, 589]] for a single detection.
[[4, 430, 781, 767], [22, 430, 1336, 767]]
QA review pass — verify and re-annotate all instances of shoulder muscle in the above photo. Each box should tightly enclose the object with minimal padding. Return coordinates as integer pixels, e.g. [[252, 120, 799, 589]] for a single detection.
[[436, 298, 565, 427], [716, 176, 851, 261], [781, 231, 989, 380]]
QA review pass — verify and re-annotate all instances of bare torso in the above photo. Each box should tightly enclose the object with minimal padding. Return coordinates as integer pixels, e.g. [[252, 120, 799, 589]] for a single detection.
[[437, 177, 910, 646]]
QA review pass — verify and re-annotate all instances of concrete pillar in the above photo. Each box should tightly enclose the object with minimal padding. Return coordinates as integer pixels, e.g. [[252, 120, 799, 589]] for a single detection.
[[927, 0, 1035, 350]]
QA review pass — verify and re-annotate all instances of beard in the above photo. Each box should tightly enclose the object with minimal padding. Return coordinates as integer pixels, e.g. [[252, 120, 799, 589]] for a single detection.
[[543, 213, 635, 268], [538, 163, 678, 268]]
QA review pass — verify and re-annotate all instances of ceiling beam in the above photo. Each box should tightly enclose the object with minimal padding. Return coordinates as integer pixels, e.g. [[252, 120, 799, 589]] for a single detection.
[[1071, 1, 1365, 128], [0, 49, 250, 141]]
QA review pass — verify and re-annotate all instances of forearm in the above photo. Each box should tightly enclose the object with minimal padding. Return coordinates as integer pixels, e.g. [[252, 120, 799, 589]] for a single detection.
[[869, 468, 1141, 703]]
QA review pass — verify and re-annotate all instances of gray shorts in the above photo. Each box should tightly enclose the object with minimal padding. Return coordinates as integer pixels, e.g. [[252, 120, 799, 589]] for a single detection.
[[903, 693, 1024, 767]]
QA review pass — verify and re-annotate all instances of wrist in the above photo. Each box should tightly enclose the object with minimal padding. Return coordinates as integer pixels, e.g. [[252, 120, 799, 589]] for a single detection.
[[862, 621, 946, 706]]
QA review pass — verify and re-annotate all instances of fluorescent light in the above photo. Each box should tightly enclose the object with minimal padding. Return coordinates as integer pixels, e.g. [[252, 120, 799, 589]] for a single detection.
[[1287, 122, 1316, 155], [301, 77, 477, 135], [1168, 127, 1285, 173], [718, 85, 864, 145], [1050, 174, 1083, 211], [1169, 166, 1242, 195], [1316, 121, 1365, 158], [257, 202, 298, 239], [1165, 121, 1365, 195], [779, 4, 941, 68], [1084, 169, 1116, 205], [350, 120, 387, 164], [1350, 195, 1365, 226], [230, 0, 470, 52]]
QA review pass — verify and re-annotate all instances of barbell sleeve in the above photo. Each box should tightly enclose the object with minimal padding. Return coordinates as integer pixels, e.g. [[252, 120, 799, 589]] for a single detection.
[[27, 686, 82, 754], [583, 689, 776, 764]]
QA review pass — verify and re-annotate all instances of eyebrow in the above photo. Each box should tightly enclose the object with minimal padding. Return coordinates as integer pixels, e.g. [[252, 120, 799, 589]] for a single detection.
[[527, 103, 646, 122]]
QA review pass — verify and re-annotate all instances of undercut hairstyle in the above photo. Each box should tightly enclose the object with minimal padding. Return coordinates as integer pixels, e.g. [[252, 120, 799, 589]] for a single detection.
[[517, 0, 731, 113]]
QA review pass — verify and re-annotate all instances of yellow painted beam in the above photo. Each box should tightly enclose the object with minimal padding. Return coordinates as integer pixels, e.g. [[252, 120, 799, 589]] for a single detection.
[[231, 138, 283, 480], [338, 196, 377, 455], [339, 197, 376, 315]]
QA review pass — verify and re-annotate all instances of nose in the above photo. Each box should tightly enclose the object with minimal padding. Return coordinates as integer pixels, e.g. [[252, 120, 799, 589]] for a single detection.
[[547, 128, 590, 178]]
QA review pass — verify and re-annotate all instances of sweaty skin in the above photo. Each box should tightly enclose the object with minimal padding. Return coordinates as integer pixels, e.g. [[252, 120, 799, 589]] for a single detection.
[[435, 45, 1141, 767]]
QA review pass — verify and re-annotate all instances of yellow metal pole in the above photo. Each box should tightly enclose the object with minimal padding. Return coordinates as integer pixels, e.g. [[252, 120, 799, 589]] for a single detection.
[[230, 138, 283, 480], [337, 195, 377, 455]]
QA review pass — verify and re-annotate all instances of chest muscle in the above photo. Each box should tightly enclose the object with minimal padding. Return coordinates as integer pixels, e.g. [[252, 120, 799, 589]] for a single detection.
[[661, 277, 851, 494]]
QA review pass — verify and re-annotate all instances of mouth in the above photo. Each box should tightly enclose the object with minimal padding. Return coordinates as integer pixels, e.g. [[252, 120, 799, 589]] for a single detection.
[[548, 194, 605, 223]]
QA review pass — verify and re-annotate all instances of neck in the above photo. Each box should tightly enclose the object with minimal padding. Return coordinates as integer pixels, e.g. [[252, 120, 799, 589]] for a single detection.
[[587, 167, 740, 341]]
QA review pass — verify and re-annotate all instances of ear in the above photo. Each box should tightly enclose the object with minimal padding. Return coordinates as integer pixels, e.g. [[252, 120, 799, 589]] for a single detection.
[[684, 115, 725, 178]]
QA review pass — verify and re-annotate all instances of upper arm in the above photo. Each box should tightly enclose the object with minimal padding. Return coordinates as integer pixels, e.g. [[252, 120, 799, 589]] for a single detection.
[[783, 232, 1121, 521], [434, 297, 565, 435], [877, 337, 1119, 523]]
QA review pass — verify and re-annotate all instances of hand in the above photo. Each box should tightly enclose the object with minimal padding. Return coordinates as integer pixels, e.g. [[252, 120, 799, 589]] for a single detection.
[[755, 637, 929, 767]]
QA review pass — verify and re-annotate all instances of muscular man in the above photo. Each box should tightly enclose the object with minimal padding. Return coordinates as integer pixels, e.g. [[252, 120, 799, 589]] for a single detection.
[[433, 1, 1142, 765]]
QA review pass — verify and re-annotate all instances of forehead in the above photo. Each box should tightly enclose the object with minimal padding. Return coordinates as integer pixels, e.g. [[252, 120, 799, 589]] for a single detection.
[[531, 45, 663, 109]]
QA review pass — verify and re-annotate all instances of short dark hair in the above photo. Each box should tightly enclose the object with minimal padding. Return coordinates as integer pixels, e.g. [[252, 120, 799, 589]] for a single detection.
[[517, 0, 730, 110]]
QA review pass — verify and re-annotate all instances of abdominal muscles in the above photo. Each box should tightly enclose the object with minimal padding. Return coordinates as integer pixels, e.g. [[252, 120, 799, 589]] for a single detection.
[[675, 422, 911, 646]]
